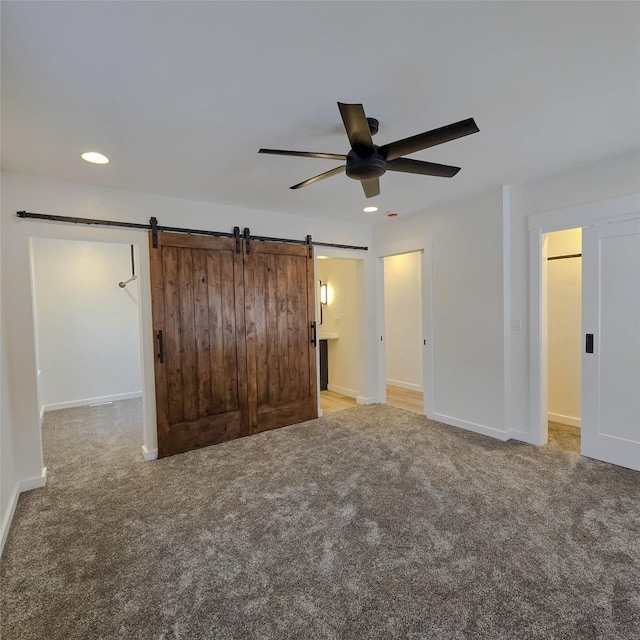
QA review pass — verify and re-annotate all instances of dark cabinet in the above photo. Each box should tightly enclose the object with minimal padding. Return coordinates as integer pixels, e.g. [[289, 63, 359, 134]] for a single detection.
[[319, 339, 328, 391]]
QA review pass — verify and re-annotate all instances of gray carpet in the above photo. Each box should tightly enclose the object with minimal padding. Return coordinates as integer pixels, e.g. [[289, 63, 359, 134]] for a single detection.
[[2, 400, 639, 639]]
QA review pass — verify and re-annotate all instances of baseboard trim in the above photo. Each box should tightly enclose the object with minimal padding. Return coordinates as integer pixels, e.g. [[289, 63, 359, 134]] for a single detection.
[[507, 429, 541, 445], [19, 467, 48, 492], [431, 412, 509, 441], [548, 413, 581, 428], [43, 391, 142, 413], [386, 378, 423, 392], [141, 446, 158, 461], [327, 384, 358, 399], [1, 467, 47, 556], [356, 396, 376, 405], [0, 486, 19, 557]]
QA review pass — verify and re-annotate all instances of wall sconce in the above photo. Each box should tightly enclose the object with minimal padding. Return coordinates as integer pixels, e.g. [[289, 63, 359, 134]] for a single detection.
[[320, 282, 328, 305], [319, 281, 327, 325]]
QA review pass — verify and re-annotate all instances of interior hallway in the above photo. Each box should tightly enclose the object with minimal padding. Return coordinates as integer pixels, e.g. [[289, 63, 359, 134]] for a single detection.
[[321, 385, 424, 416]]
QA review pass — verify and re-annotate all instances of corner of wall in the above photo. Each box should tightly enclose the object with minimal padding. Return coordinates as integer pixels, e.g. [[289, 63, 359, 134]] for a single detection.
[[0, 485, 19, 556], [1, 467, 47, 556], [502, 185, 512, 433], [141, 445, 158, 461]]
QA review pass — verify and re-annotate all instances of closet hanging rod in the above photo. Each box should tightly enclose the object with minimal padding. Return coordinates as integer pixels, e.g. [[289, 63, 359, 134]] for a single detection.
[[548, 253, 582, 261], [16, 211, 368, 252]]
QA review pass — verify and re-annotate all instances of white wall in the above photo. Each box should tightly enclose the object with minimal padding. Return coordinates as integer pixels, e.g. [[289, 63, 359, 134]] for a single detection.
[[546, 229, 582, 426], [31, 238, 142, 412], [374, 188, 506, 438], [373, 152, 640, 445], [384, 252, 422, 391], [0, 170, 374, 550], [1, 210, 17, 553], [317, 258, 361, 398]]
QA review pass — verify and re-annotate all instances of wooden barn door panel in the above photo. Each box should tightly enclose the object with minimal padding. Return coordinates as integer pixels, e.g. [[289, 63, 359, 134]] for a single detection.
[[244, 242, 318, 434], [150, 232, 248, 457]]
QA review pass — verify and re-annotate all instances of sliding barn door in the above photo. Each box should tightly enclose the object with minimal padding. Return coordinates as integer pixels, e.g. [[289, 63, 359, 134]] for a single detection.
[[150, 232, 248, 457], [150, 232, 319, 457], [582, 219, 640, 471], [244, 241, 318, 434]]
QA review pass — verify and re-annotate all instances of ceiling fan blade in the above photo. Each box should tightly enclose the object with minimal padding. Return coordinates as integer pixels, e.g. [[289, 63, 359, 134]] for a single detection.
[[338, 102, 374, 153], [259, 148, 347, 161], [380, 118, 479, 161], [361, 178, 380, 198], [290, 166, 345, 190], [386, 158, 461, 178]]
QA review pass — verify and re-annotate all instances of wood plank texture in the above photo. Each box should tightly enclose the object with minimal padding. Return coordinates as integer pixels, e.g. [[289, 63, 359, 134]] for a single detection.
[[244, 241, 318, 435], [320, 390, 357, 414], [163, 246, 184, 427], [177, 248, 198, 421], [276, 254, 291, 403], [150, 232, 248, 457], [149, 233, 319, 456], [192, 249, 212, 417], [232, 248, 249, 439], [207, 251, 224, 415], [386, 385, 424, 414], [220, 251, 238, 412]]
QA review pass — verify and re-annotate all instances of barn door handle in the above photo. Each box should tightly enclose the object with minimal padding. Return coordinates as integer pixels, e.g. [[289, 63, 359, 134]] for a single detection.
[[157, 330, 164, 363], [585, 333, 594, 354], [310, 321, 317, 347]]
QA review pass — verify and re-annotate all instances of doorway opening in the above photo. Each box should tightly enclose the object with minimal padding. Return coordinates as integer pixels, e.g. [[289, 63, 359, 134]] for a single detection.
[[544, 228, 582, 454], [29, 237, 145, 466], [316, 255, 366, 416], [382, 251, 424, 414], [530, 194, 640, 470]]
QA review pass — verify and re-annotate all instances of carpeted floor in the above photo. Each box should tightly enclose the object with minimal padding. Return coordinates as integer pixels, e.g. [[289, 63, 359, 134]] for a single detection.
[[2, 400, 639, 639]]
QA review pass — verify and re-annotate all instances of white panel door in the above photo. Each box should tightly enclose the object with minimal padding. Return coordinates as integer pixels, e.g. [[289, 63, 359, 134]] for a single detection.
[[582, 218, 640, 470]]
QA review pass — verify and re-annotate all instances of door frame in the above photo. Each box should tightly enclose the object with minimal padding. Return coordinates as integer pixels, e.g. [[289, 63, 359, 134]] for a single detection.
[[528, 193, 640, 445], [314, 247, 372, 416], [375, 241, 433, 417], [28, 232, 153, 459]]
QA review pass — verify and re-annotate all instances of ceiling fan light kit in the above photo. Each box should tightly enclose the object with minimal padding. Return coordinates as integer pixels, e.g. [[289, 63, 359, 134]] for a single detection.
[[259, 102, 479, 198]]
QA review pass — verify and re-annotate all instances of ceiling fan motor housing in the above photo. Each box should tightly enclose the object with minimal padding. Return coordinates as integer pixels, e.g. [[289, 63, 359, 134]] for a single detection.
[[346, 148, 387, 180]]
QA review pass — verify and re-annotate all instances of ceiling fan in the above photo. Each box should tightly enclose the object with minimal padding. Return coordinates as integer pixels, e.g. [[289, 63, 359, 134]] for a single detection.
[[259, 102, 479, 198]]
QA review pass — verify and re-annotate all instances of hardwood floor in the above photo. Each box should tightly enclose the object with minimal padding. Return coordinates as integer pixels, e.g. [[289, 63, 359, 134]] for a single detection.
[[320, 390, 357, 415], [320, 385, 424, 415], [548, 421, 580, 454], [386, 384, 423, 414]]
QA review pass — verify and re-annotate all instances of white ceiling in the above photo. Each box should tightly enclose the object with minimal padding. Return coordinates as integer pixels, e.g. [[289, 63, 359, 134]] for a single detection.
[[2, 1, 639, 224]]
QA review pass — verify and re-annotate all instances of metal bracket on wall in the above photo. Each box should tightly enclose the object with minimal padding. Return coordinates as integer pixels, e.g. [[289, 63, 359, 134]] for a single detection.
[[233, 226, 241, 254], [150, 217, 159, 249], [306, 235, 313, 259], [243, 227, 251, 255]]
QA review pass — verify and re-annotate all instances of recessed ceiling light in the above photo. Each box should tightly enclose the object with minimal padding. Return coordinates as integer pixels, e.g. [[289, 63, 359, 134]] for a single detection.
[[363, 206, 378, 213], [81, 151, 109, 164]]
